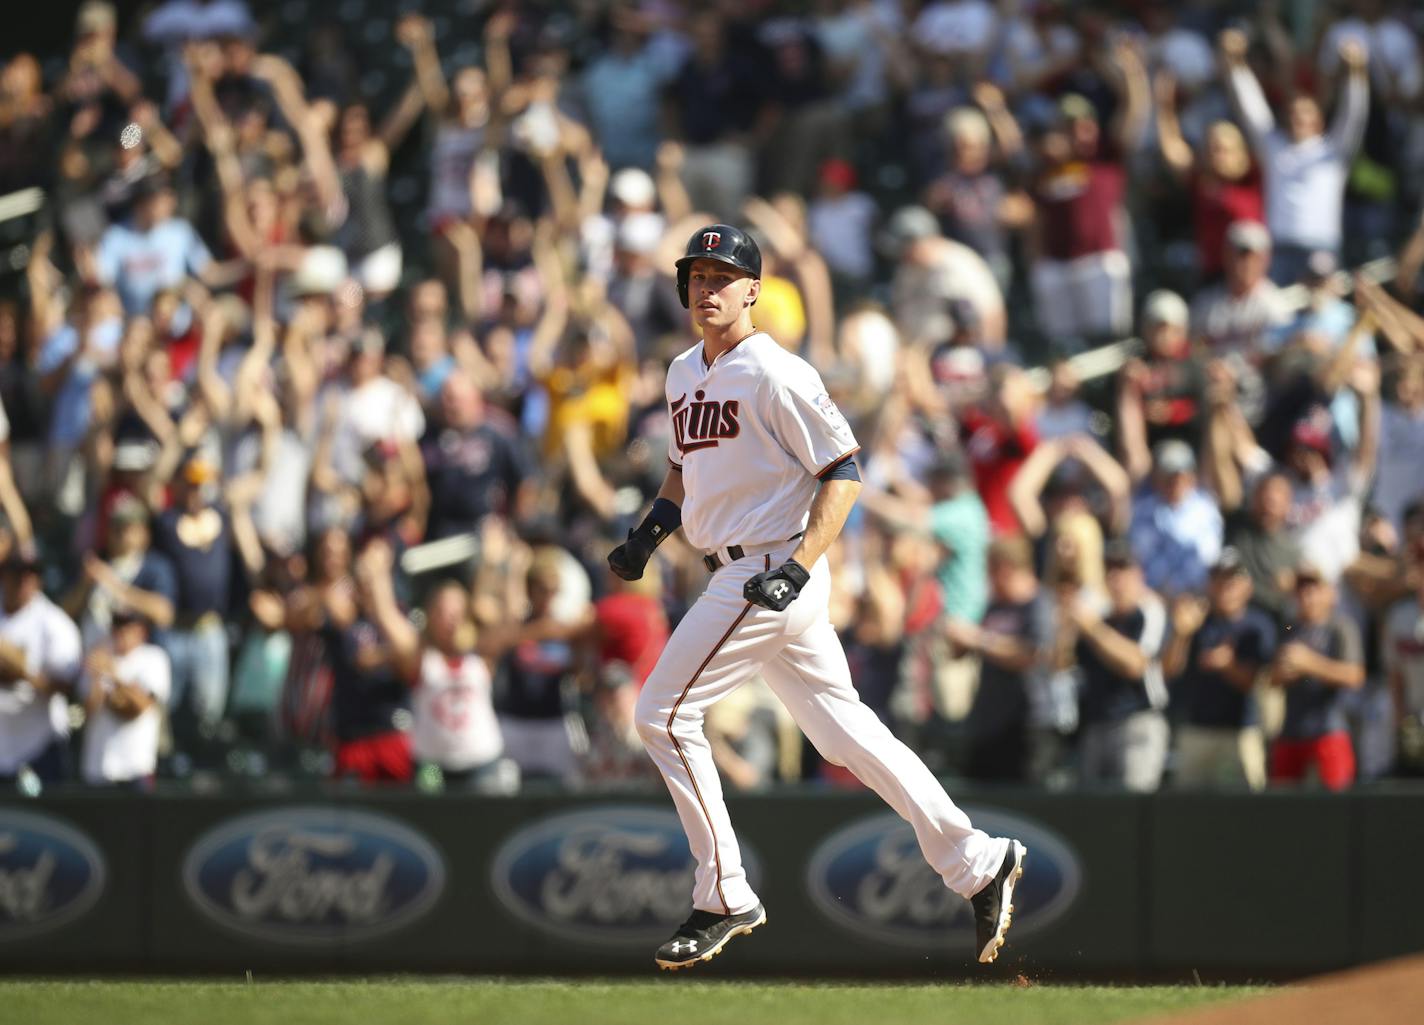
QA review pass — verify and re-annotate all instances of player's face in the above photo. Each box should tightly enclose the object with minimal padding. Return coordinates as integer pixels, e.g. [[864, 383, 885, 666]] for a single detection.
[[687, 259, 758, 329]]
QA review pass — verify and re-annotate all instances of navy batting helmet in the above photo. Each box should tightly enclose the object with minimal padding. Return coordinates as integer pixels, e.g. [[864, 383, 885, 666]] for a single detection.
[[675, 224, 762, 309]]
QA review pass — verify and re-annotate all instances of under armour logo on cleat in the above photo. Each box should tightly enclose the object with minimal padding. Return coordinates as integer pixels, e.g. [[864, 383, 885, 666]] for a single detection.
[[671, 939, 697, 954]]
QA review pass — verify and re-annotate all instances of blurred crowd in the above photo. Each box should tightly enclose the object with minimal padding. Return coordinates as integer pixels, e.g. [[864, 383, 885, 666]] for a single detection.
[[3, 0, 1424, 796]]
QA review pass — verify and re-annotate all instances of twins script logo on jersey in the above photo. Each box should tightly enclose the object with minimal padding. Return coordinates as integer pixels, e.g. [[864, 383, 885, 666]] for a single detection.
[[671, 390, 740, 455], [702, 231, 721, 249]]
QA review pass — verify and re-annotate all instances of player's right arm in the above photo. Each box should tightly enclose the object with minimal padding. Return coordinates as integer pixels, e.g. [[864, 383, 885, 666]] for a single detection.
[[608, 467, 684, 582], [656, 465, 685, 507]]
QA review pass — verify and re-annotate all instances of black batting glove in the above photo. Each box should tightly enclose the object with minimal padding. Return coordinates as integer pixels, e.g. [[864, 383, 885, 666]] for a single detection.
[[608, 498, 682, 581], [743, 559, 811, 611], [608, 529, 656, 581]]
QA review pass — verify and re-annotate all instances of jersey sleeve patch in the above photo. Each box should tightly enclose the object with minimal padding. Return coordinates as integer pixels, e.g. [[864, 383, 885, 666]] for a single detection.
[[814, 392, 848, 430]]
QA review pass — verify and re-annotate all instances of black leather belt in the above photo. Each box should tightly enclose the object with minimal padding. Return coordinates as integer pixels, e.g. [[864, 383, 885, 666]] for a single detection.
[[703, 546, 745, 573], [702, 533, 804, 573]]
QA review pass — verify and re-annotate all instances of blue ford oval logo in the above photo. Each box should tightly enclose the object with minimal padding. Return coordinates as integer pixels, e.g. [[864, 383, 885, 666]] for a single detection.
[[492, 805, 760, 946], [0, 809, 106, 940], [807, 807, 1081, 948], [182, 806, 446, 945]]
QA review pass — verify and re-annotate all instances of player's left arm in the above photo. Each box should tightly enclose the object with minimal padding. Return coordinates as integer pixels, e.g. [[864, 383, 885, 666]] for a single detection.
[[791, 476, 860, 570], [745, 466, 859, 612]]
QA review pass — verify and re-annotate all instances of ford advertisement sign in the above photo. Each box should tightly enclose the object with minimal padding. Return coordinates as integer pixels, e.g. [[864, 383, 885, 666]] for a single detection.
[[807, 808, 1081, 948], [182, 807, 446, 945], [0, 809, 106, 940], [492, 805, 760, 946]]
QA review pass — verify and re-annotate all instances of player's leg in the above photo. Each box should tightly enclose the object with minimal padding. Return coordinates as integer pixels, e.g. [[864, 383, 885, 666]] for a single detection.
[[633, 573, 787, 918], [762, 618, 1007, 896], [762, 617, 1026, 962]]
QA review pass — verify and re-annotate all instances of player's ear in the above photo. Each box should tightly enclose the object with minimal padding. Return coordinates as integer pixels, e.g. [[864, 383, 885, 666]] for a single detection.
[[745, 278, 760, 307]]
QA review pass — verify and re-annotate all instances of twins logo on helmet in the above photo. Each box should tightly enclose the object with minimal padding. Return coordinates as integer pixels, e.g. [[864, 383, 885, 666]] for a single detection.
[[674, 223, 762, 308]]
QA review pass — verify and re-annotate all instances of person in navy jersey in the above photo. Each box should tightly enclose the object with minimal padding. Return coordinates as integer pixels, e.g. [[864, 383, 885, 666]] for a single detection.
[[421, 373, 534, 540], [1163, 547, 1276, 790], [150, 457, 234, 765], [1268, 561, 1364, 791], [1071, 540, 1169, 792], [494, 548, 593, 783], [949, 536, 1054, 783], [328, 540, 416, 783]]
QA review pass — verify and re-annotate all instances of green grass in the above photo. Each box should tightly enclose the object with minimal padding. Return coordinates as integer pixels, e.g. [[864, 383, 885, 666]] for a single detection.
[[2, 979, 1265, 1025]]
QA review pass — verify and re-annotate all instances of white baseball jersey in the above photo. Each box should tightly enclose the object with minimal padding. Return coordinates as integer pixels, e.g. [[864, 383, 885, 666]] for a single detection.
[[412, 648, 503, 770], [80, 642, 171, 783], [0, 594, 82, 773], [666, 332, 858, 552]]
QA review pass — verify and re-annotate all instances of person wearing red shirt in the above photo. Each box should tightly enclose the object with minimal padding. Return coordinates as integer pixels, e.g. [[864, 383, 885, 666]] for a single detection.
[[1154, 72, 1264, 281], [594, 564, 670, 688], [959, 365, 1038, 536], [1028, 41, 1149, 344]]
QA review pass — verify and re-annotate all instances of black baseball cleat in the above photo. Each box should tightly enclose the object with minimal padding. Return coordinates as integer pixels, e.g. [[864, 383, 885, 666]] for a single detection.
[[971, 839, 1027, 964], [654, 904, 767, 971]]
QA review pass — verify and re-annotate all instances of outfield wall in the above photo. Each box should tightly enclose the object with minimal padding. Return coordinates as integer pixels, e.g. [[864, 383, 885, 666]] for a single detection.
[[2, 788, 1421, 978]]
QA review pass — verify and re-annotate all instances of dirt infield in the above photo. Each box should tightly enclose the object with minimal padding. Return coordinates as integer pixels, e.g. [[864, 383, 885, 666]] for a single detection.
[[1133, 955, 1424, 1025]]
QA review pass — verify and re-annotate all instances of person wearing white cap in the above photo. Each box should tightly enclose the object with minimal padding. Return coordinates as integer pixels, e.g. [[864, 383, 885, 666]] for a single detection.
[[607, 212, 683, 356], [1188, 220, 1291, 423], [1117, 289, 1207, 483]]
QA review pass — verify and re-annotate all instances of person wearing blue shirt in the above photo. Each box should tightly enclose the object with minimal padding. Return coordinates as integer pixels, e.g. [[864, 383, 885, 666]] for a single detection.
[[1163, 547, 1276, 790], [1129, 439, 1223, 597], [93, 175, 244, 327]]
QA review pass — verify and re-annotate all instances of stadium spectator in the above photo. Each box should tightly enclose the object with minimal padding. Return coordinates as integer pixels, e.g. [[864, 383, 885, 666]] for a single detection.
[[1371, 357, 1424, 533], [421, 373, 533, 541], [1128, 440, 1223, 597], [1117, 290, 1207, 482], [885, 205, 1007, 348], [150, 458, 238, 763], [1221, 29, 1369, 285], [664, 10, 769, 219], [362, 542, 508, 793], [922, 84, 1031, 293], [63, 494, 176, 649], [320, 539, 414, 784], [79, 607, 169, 789], [1069, 539, 1169, 792], [0, 546, 83, 784], [1026, 39, 1148, 344], [1163, 548, 1274, 790], [1223, 471, 1302, 626], [959, 365, 1040, 537], [949, 536, 1053, 783], [494, 547, 594, 783], [1009, 433, 1131, 599], [1268, 562, 1364, 791], [1190, 220, 1291, 367], [1153, 72, 1264, 282]]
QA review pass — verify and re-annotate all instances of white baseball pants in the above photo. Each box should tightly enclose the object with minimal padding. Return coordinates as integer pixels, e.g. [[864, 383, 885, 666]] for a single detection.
[[635, 540, 1009, 916]]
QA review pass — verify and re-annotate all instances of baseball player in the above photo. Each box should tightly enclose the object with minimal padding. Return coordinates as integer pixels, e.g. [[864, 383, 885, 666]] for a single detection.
[[609, 225, 1027, 971]]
